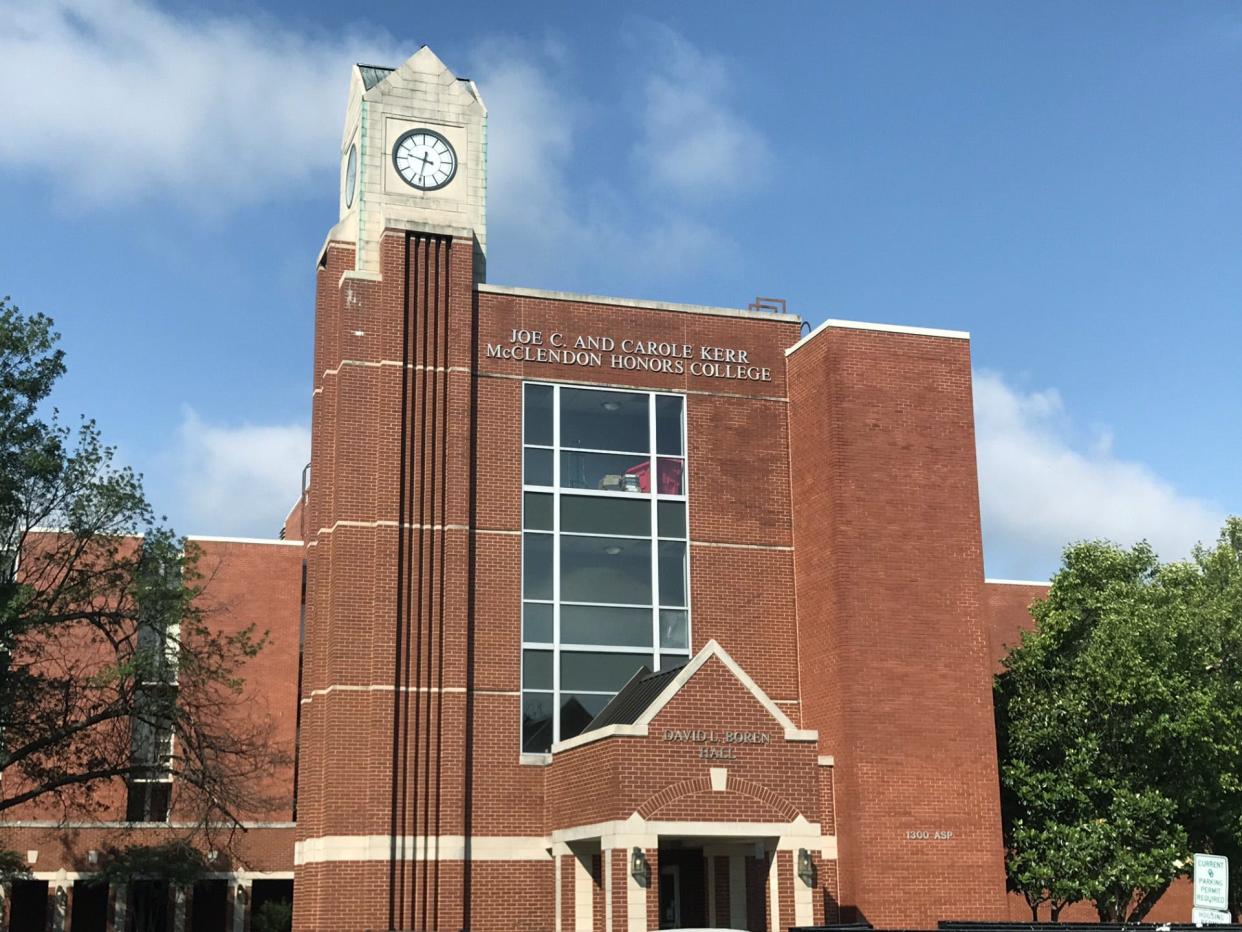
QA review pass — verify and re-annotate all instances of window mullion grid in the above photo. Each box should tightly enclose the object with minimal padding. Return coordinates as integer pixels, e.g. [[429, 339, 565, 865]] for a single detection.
[[519, 386, 528, 752], [649, 394, 660, 670], [680, 392, 692, 655], [551, 384, 562, 745]]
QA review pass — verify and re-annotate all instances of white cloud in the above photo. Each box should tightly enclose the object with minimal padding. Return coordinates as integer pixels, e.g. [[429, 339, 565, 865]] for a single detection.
[[629, 21, 769, 199], [470, 33, 737, 286], [0, 0, 406, 210], [467, 37, 583, 273], [0, 5, 748, 283], [975, 370, 1225, 579], [170, 408, 309, 538]]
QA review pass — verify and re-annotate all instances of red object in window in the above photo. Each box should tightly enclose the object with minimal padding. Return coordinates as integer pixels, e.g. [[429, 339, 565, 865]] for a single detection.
[[624, 458, 684, 495], [657, 458, 684, 495]]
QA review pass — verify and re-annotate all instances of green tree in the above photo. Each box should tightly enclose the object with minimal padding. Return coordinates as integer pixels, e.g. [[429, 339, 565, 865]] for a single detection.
[[0, 847, 32, 885], [252, 897, 295, 932], [0, 297, 284, 845], [996, 522, 1242, 920]]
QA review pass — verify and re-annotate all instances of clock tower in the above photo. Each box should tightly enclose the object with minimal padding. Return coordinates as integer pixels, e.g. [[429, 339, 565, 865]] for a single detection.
[[329, 45, 487, 279], [295, 46, 487, 932]]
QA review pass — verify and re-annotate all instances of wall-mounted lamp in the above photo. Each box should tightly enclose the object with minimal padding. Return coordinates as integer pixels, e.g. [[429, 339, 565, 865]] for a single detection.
[[87, 850, 99, 865], [630, 847, 650, 885], [797, 848, 815, 887]]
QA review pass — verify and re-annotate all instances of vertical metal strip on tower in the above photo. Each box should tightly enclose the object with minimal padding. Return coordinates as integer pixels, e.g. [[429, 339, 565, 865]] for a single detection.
[[389, 232, 453, 932]]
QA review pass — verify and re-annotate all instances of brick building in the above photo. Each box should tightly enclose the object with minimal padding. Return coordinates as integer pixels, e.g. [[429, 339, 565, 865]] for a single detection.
[[3, 45, 1096, 932], [290, 45, 1037, 932]]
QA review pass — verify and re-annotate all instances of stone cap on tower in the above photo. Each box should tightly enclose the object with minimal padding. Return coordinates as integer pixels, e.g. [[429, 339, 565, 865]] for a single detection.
[[324, 46, 488, 279]]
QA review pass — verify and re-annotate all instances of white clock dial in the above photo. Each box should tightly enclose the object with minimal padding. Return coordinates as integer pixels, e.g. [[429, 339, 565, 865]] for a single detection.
[[392, 128, 457, 191], [344, 143, 357, 208]]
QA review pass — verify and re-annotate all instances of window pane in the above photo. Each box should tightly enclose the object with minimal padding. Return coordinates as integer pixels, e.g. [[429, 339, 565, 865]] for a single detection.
[[560, 451, 650, 493], [562, 605, 652, 647], [561, 651, 650, 692], [658, 540, 688, 607], [523, 602, 553, 643], [523, 492, 553, 530], [524, 448, 553, 487], [561, 536, 651, 604], [656, 458, 684, 496], [657, 502, 686, 539], [560, 693, 614, 741], [523, 533, 553, 600], [522, 649, 553, 690], [561, 496, 650, 537], [560, 388, 648, 453], [656, 395, 683, 455], [522, 692, 553, 753], [659, 609, 689, 650], [660, 653, 690, 673], [524, 384, 553, 446]]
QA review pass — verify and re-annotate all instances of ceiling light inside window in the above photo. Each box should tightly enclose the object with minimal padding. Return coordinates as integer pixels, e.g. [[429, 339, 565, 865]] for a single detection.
[[601, 400, 621, 412], [603, 544, 623, 555]]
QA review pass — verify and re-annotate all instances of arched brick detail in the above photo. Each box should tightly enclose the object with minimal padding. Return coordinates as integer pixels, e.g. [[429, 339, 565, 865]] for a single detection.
[[636, 774, 803, 822], [725, 775, 802, 821], [637, 776, 713, 818]]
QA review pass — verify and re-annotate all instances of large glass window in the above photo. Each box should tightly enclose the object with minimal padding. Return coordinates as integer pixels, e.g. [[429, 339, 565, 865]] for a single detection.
[[521, 383, 691, 752]]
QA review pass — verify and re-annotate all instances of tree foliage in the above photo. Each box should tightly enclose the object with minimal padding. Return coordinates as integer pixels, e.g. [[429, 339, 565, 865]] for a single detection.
[[0, 847, 32, 886], [252, 897, 295, 932], [996, 520, 1242, 920], [95, 840, 208, 888], [0, 296, 285, 847], [94, 841, 207, 932]]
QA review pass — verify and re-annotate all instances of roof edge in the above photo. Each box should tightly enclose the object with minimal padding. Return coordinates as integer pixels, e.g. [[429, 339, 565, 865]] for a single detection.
[[477, 284, 801, 324], [550, 639, 817, 754], [786, 317, 970, 356]]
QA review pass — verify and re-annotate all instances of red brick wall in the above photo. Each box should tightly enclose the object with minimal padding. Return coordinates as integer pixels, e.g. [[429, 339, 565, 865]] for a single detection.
[[787, 325, 1008, 927], [1004, 878, 1194, 923], [545, 655, 821, 831], [299, 227, 954, 930], [984, 581, 1048, 668], [777, 849, 795, 930], [191, 539, 302, 820], [0, 536, 300, 865], [1, 824, 294, 874], [610, 848, 627, 930], [295, 231, 482, 932]]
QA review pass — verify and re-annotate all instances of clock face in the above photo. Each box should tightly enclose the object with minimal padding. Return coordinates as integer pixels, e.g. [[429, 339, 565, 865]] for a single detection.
[[392, 128, 457, 191], [344, 143, 357, 209]]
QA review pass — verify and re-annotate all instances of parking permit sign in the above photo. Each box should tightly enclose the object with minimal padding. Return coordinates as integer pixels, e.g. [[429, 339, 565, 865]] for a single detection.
[[1195, 854, 1229, 912], [1193, 907, 1231, 925]]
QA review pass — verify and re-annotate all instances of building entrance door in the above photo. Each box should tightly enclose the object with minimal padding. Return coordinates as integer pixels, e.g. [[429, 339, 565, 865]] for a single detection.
[[657, 843, 707, 929], [659, 864, 681, 928]]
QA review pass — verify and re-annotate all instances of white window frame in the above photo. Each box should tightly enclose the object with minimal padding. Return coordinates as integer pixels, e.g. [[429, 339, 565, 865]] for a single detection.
[[519, 382, 692, 751]]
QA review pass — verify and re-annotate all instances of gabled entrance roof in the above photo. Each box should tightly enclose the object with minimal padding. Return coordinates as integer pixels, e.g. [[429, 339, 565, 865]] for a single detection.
[[552, 639, 818, 754], [587, 662, 685, 729]]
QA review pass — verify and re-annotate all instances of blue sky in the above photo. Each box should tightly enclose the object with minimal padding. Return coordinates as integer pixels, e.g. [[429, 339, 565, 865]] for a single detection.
[[1, 0, 1238, 579]]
